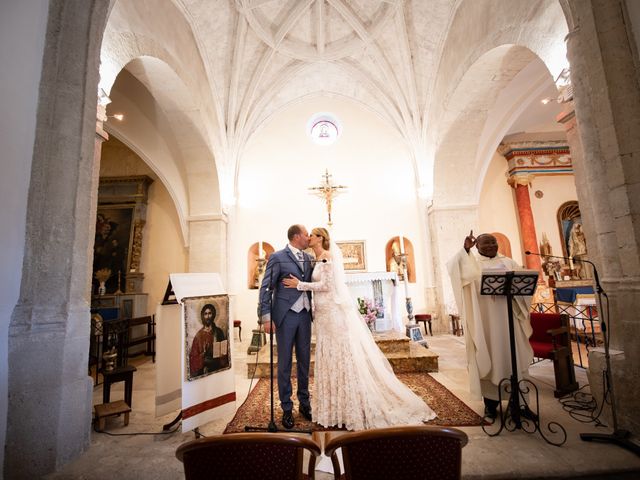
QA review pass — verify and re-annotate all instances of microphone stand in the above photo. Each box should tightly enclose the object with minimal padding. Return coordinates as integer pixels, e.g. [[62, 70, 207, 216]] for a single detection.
[[245, 257, 318, 434], [577, 260, 640, 455], [526, 251, 640, 455]]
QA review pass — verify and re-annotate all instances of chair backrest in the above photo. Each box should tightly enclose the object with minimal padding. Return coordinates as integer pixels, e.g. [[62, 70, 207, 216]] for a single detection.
[[175, 432, 321, 480], [529, 313, 562, 342], [324, 425, 468, 480], [529, 312, 572, 359], [102, 318, 130, 368]]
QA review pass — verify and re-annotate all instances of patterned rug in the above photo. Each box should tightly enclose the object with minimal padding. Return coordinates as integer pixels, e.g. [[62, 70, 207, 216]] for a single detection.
[[224, 373, 484, 433]]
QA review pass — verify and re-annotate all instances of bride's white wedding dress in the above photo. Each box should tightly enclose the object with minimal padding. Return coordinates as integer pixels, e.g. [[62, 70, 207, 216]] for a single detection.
[[296, 243, 436, 430]]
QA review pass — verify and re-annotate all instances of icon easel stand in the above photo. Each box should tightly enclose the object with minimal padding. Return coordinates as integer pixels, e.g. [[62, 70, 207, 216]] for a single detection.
[[480, 270, 567, 446]]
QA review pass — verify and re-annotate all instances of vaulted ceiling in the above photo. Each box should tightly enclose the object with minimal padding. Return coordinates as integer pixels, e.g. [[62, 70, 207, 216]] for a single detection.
[[100, 0, 568, 222]]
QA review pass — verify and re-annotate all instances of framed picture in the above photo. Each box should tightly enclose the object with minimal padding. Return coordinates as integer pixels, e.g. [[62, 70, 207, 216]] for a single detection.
[[93, 205, 135, 295], [184, 294, 231, 381], [408, 325, 424, 342], [336, 240, 366, 271]]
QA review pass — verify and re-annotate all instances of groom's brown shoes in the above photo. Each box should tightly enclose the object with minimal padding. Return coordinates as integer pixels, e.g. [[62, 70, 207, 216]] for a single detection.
[[300, 405, 312, 422], [282, 410, 294, 429]]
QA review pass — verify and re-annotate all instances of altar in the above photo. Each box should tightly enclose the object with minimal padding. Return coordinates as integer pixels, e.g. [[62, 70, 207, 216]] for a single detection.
[[345, 271, 402, 332]]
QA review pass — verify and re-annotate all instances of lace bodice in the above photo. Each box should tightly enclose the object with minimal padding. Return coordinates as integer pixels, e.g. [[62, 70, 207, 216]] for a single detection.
[[296, 261, 337, 312]]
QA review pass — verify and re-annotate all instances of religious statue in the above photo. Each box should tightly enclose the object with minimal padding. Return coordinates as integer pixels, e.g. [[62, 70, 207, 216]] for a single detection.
[[252, 257, 267, 289], [568, 222, 588, 279], [388, 241, 405, 281], [568, 223, 587, 257], [539, 232, 554, 278]]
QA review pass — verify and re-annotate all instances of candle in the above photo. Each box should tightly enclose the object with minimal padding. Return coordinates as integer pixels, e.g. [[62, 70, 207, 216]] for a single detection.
[[399, 236, 405, 254], [258, 241, 263, 258], [569, 256, 574, 270]]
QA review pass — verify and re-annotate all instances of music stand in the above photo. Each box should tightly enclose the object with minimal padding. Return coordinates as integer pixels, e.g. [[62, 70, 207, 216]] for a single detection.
[[480, 269, 567, 446]]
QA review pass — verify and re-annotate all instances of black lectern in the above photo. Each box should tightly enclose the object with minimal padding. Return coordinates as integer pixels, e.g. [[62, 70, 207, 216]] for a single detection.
[[480, 269, 567, 446]]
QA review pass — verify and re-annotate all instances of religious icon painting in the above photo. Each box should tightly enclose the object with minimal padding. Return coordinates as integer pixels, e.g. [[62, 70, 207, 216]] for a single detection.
[[184, 294, 231, 381], [336, 240, 366, 271]]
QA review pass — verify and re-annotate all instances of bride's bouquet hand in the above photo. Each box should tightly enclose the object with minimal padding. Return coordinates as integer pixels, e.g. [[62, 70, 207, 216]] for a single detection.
[[282, 274, 300, 288]]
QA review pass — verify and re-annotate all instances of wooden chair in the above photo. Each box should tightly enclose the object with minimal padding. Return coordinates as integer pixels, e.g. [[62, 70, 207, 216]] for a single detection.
[[101, 318, 137, 407], [450, 314, 464, 336], [89, 313, 104, 384], [529, 312, 579, 397], [324, 425, 468, 480], [414, 314, 432, 336], [176, 432, 321, 480], [126, 315, 156, 362]]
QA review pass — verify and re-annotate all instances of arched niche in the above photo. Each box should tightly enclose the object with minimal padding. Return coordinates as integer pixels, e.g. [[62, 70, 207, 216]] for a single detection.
[[247, 242, 274, 289], [557, 201, 581, 257], [385, 236, 416, 283], [491, 232, 512, 259]]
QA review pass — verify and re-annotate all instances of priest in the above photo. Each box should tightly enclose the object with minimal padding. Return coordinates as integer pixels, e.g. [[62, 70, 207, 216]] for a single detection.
[[447, 231, 535, 419]]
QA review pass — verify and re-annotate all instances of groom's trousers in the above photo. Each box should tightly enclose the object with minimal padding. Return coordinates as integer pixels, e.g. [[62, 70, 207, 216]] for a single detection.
[[276, 308, 312, 412]]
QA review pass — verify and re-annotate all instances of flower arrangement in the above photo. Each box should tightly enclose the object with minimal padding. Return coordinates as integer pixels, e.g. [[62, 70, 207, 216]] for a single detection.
[[94, 268, 112, 295], [94, 268, 112, 283], [357, 297, 381, 330]]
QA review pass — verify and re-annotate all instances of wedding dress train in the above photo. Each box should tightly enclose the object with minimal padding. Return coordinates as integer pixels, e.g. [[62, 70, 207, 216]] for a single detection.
[[296, 244, 436, 431]]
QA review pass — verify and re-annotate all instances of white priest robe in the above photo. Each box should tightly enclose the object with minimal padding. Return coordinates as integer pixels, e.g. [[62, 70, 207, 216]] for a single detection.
[[447, 248, 534, 401]]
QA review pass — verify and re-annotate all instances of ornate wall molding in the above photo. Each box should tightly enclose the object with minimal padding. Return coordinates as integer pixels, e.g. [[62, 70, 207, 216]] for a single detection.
[[500, 141, 572, 178]]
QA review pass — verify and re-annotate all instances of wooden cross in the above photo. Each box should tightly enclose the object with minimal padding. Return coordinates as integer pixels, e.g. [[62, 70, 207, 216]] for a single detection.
[[308, 169, 347, 226]]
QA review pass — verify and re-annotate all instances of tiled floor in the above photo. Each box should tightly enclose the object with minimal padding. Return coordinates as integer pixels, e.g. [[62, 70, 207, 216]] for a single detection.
[[46, 333, 640, 479]]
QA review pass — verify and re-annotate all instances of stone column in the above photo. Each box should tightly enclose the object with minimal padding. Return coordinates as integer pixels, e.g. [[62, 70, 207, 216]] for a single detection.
[[188, 216, 229, 281], [4, 1, 110, 478], [507, 175, 542, 276], [428, 203, 479, 331], [563, 0, 640, 435]]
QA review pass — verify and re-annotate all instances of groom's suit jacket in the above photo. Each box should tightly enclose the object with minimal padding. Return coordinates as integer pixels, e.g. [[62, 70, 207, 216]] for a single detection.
[[259, 246, 313, 328]]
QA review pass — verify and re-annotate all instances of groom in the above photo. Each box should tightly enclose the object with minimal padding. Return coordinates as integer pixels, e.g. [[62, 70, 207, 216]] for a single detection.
[[259, 224, 313, 429]]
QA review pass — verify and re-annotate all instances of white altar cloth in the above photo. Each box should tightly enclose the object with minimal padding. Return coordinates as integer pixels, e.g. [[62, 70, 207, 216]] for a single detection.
[[345, 271, 402, 332]]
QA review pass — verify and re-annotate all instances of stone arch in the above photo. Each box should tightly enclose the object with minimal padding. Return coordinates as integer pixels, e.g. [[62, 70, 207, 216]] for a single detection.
[[100, 0, 226, 225], [104, 58, 222, 245], [436, 45, 538, 202], [429, 0, 569, 205], [426, 0, 568, 323], [233, 61, 415, 195]]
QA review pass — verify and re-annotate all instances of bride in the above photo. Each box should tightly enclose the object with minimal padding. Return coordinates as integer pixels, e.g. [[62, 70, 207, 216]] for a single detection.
[[282, 227, 436, 430]]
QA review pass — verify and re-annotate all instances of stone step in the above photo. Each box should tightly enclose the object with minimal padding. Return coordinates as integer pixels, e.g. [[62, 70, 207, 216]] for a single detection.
[[246, 332, 438, 378]]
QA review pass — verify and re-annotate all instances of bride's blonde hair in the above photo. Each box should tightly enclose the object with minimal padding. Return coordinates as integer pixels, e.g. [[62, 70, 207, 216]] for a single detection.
[[312, 227, 331, 250]]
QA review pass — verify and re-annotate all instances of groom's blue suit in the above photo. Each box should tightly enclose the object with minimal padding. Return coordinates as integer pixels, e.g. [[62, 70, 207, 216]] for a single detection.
[[259, 246, 313, 413]]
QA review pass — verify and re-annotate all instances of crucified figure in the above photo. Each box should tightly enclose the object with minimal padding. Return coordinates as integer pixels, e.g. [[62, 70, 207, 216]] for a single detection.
[[308, 169, 347, 226]]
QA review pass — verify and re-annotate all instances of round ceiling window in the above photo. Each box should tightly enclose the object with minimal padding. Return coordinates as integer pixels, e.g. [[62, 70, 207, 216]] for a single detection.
[[307, 113, 341, 146]]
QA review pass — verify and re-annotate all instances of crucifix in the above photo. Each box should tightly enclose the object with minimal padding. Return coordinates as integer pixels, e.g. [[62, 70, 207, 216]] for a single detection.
[[308, 169, 347, 226]]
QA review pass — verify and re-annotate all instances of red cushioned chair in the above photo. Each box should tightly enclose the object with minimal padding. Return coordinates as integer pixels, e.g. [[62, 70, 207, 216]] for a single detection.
[[176, 432, 321, 480], [529, 313, 579, 397], [324, 425, 468, 480]]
